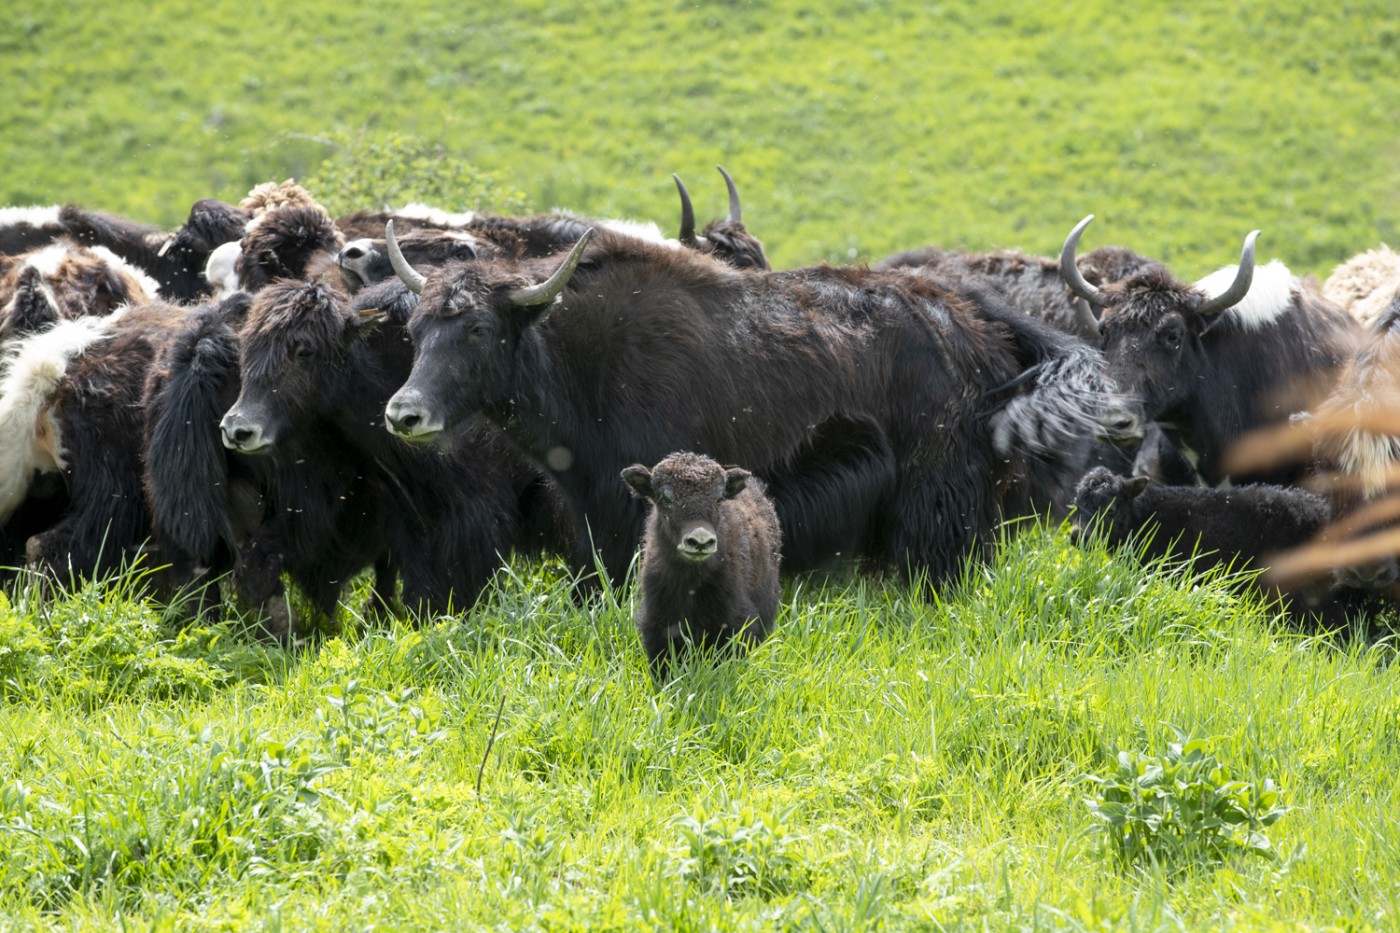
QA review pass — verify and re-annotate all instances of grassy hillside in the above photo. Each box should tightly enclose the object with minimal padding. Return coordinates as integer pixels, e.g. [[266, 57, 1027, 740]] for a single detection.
[[1, 533, 1398, 930], [2, 0, 1397, 276]]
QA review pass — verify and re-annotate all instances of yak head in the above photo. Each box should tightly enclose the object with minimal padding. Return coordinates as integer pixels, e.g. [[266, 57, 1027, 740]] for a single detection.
[[1059, 215, 1260, 445], [219, 280, 384, 454], [384, 221, 594, 442], [336, 228, 489, 294], [0, 242, 155, 341], [672, 166, 771, 271], [1070, 466, 1150, 544], [622, 452, 750, 564]]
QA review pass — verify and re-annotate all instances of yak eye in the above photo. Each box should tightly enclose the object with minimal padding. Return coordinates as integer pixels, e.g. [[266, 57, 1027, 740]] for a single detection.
[[1158, 326, 1183, 349], [291, 342, 314, 361], [657, 487, 675, 508]]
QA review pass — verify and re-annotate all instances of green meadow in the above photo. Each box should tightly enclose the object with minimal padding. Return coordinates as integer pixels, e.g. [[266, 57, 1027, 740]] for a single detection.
[[4, 0, 1400, 929]]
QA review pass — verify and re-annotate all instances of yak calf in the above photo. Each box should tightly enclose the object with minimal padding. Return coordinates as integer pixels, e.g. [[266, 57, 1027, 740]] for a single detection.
[[622, 452, 781, 679]]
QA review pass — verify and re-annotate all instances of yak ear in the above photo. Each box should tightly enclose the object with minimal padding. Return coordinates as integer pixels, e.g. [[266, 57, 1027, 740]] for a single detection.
[[621, 465, 653, 499], [723, 467, 751, 499], [1123, 474, 1151, 496], [350, 307, 387, 335]]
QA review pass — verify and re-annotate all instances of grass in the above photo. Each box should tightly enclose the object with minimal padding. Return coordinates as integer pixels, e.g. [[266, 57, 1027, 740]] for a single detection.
[[1, 527, 1398, 930], [2, 1, 1398, 277]]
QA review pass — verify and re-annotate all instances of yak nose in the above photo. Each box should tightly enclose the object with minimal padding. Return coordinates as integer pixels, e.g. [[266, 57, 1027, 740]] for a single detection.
[[220, 411, 268, 452], [338, 239, 374, 264], [680, 527, 718, 560], [385, 391, 442, 440], [1099, 407, 1144, 443]]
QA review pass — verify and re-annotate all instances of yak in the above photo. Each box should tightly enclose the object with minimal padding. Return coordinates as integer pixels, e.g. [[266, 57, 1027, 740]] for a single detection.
[[672, 166, 771, 271], [623, 452, 782, 678], [0, 240, 160, 342], [1060, 215, 1361, 486], [1324, 246, 1400, 329], [142, 293, 401, 640], [876, 240, 1163, 341], [218, 279, 575, 616], [382, 224, 1110, 587], [0, 302, 192, 581], [0, 200, 249, 302]]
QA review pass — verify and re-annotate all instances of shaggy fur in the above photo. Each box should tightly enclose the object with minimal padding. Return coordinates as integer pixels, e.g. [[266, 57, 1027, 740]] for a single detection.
[[221, 279, 575, 615], [0, 314, 116, 523], [142, 295, 394, 639], [386, 230, 1109, 586], [876, 244, 1164, 340], [0, 240, 157, 341], [1072, 466, 1357, 623], [235, 204, 344, 292], [12, 303, 191, 579], [623, 452, 781, 678], [1323, 245, 1400, 330]]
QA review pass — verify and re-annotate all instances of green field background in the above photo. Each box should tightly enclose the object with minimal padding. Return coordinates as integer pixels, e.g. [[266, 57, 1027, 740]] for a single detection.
[[4, 0, 1397, 276]]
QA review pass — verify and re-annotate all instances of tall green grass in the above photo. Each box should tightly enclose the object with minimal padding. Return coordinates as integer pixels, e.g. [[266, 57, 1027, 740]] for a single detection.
[[2, 528, 1397, 929]]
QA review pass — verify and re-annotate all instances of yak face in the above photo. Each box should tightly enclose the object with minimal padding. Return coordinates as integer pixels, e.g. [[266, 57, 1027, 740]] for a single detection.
[[1070, 467, 1148, 542], [235, 204, 342, 292], [385, 225, 594, 442], [337, 230, 485, 294], [1095, 272, 1215, 443], [623, 453, 750, 564], [220, 280, 368, 454], [0, 242, 156, 342]]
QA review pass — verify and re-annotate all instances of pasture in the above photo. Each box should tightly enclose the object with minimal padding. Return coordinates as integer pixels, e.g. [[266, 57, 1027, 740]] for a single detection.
[[3, 0, 1400, 929]]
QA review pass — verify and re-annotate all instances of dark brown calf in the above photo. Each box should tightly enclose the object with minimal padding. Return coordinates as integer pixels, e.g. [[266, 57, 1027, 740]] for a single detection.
[[623, 452, 781, 678]]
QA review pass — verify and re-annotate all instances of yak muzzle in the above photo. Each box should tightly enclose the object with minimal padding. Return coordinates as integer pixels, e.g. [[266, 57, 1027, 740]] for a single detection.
[[385, 390, 444, 441], [678, 526, 718, 562], [220, 410, 272, 454], [1098, 406, 1145, 444]]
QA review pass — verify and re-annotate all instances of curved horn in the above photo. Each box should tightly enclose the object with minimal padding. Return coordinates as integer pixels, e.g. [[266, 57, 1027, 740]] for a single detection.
[[1071, 297, 1101, 339], [1059, 214, 1106, 309], [386, 219, 426, 295], [717, 164, 742, 222], [1197, 229, 1261, 318], [673, 174, 698, 247], [507, 228, 595, 307]]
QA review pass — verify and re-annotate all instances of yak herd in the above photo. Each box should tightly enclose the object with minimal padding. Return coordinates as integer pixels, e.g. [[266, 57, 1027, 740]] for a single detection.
[[2, 172, 1400, 671]]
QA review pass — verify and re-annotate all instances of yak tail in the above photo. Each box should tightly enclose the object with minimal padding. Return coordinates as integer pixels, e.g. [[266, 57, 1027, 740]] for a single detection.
[[144, 305, 246, 564]]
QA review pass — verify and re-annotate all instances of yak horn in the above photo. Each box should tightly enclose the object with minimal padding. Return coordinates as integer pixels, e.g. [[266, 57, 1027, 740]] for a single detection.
[[1060, 214, 1107, 311], [673, 174, 699, 246], [386, 219, 426, 295], [717, 164, 742, 222], [508, 228, 594, 307], [1197, 229, 1261, 318]]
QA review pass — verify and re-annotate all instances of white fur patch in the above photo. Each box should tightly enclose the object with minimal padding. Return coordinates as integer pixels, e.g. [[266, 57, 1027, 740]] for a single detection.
[[86, 245, 161, 299], [1195, 259, 1295, 329], [596, 217, 680, 248], [204, 241, 242, 295], [24, 243, 72, 278], [0, 206, 62, 229], [0, 315, 114, 521], [395, 203, 477, 228]]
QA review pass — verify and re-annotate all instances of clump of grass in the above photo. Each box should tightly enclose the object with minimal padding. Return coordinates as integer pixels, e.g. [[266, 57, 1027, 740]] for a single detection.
[[303, 131, 530, 217], [668, 795, 807, 900], [1080, 727, 1291, 876]]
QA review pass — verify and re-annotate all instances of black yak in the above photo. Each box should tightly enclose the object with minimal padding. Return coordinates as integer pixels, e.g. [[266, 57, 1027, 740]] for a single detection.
[[383, 224, 1109, 586], [672, 166, 771, 271], [1071, 466, 1366, 624], [622, 452, 781, 677], [217, 279, 575, 617], [1060, 215, 1360, 485]]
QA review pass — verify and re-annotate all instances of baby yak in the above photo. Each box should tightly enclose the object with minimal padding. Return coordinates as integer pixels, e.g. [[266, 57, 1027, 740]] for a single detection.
[[622, 452, 781, 679]]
